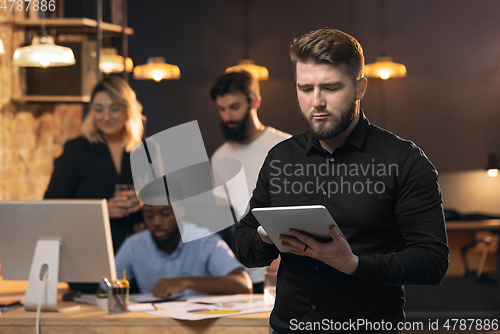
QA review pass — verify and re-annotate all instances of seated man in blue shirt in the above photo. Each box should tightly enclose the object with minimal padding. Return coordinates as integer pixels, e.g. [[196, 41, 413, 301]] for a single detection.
[[114, 201, 253, 297]]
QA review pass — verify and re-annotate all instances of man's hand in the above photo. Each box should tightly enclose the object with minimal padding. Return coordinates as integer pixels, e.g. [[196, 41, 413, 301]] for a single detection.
[[257, 226, 273, 244], [151, 278, 192, 298], [279, 226, 359, 275], [151, 269, 252, 297]]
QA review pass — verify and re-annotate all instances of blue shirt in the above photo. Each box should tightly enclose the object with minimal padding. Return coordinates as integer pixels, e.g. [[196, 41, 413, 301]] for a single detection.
[[115, 221, 243, 294]]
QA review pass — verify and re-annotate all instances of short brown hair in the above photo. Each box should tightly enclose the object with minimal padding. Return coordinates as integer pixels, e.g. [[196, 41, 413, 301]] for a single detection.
[[289, 29, 364, 82]]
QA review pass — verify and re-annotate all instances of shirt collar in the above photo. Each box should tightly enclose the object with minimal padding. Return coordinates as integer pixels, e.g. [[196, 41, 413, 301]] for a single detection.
[[304, 109, 370, 154], [348, 109, 369, 149]]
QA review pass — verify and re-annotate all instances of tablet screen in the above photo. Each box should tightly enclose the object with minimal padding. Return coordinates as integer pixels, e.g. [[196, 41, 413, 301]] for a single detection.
[[252, 205, 343, 253]]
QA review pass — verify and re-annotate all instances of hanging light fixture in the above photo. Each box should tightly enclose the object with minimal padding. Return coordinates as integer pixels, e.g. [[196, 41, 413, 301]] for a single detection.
[[99, 48, 133, 74], [225, 0, 269, 81], [364, 0, 406, 80], [485, 154, 499, 177], [226, 59, 269, 81], [133, 57, 181, 82], [13, 36, 75, 68], [0, 38, 4, 54], [365, 56, 406, 80]]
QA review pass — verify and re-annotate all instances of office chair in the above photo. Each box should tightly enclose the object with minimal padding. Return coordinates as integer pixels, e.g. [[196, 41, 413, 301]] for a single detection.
[[459, 213, 499, 283], [461, 234, 493, 280]]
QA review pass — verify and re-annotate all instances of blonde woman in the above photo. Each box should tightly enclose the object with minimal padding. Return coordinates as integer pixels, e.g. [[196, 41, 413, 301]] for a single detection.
[[45, 76, 146, 254]]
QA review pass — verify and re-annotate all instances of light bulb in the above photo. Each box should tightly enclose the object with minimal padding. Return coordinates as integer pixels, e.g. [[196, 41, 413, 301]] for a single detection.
[[380, 71, 390, 80], [153, 72, 162, 82], [487, 169, 498, 177]]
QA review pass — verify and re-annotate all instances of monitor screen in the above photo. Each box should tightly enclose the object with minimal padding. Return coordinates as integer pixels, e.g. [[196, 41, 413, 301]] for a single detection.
[[0, 199, 117, 311]]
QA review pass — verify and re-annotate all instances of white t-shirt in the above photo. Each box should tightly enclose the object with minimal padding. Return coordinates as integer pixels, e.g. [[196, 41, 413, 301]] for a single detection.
[[211, 127, 291, 283]]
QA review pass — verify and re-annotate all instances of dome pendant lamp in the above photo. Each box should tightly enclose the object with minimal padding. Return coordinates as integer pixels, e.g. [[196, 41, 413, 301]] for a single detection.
[[225, 0, 269, 81], [13, 21, 75, 68], [99, 48, 134, 74], [133, 57, 181, 82], [364, 0, 406, 80], [13, 36, 75, 68]]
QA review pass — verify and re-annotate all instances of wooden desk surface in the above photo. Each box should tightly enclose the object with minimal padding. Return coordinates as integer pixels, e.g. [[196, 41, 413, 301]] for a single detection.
[[0, 279, 69, 296], [0, 301, 271, 334], [446, 219, 500, 231], [0, 276, 271, 333]]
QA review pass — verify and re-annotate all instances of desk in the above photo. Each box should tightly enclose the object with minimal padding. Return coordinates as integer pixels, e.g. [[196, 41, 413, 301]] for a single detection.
[[0, 301, 271, 334], [0, 276, 271, 333], [445, 219, 500, 280], [446, 219, 500, 231], [0, 278, 69, 298]]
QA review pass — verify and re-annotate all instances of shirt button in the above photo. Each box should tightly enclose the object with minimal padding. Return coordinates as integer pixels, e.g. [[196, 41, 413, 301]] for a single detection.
[[311, 305, 316, 310], [329, 157, 334, 162], [322, 191, 327, 196], [315, 267, 319, 271]]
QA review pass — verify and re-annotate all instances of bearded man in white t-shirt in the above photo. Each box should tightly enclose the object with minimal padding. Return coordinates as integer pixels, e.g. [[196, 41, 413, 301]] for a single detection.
[[210, 70, 291, 293]]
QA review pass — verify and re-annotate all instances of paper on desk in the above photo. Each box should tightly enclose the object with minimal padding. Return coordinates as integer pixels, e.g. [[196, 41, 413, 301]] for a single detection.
[[147, 294, 272, 320], [128, 303, 156, 312]]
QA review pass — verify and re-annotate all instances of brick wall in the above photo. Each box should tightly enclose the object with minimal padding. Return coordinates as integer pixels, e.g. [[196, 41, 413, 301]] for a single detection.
[[0, 10, 83, 200], [0, 105, 82, 200]]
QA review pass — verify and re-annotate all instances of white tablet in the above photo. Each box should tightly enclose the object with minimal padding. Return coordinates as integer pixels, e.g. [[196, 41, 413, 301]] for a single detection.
[[251, 205, 344, 253]]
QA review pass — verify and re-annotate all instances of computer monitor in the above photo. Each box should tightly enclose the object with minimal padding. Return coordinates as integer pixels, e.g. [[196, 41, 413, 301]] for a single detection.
[[0, 200, 117, 311]]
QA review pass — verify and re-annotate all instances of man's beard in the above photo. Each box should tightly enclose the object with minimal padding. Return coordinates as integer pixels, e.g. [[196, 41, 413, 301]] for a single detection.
[[299, 98, 358, 140], [151, 226, 180, 250], [220, 109, 251, 142]]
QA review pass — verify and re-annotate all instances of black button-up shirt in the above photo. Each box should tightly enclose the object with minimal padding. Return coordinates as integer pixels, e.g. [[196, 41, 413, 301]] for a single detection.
[[234, 111, 449, 333]]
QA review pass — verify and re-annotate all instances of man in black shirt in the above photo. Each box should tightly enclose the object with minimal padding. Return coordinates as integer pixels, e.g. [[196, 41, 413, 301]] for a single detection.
[[233, 29, 449, 333]]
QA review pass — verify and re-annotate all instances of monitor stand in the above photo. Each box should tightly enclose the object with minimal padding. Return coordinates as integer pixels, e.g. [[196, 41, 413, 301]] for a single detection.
[[24, 239, 79, 312]]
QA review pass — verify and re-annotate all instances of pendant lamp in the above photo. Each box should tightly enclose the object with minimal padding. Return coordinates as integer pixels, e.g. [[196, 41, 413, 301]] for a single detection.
[[225, 0, 269, 81], [486, 154, 499, 177], [13, 36, 75, 68], [133, 57, 181, 82], [365, 56, 406, 80], [99, 48, 133, 74], [226, 59, 269, 81], [364, 0, 406, 80]]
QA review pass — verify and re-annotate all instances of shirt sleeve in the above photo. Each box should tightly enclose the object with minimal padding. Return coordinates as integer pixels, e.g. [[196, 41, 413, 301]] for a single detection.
[[355, 144, 449, 286], [233, 153, 280, 268], [205, 235, 244, 277], [98, 237, 134, 291], [114, 238, 135, 283], [44, 140, 80, 198]]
